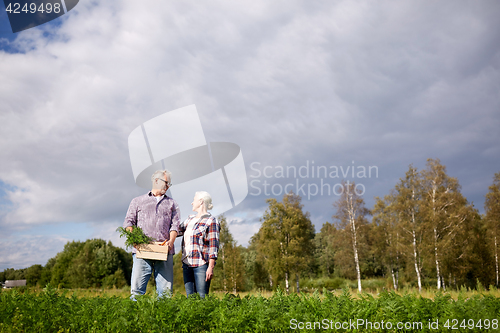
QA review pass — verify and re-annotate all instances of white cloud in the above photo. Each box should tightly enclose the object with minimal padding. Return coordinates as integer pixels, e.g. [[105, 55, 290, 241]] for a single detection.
[[0, 0, 499, 269], [0, 235, 71, 270]]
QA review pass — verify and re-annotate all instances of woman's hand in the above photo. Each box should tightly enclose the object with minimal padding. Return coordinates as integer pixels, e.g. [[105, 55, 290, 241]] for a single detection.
[[206, 259, 216, 281], [205, 266, 214, 281]]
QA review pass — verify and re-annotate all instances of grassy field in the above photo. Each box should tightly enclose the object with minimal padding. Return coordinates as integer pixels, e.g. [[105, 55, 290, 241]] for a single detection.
[[11, 282, 500, 301], [2, 284, 499, 332], [2, 285, 500, 332]]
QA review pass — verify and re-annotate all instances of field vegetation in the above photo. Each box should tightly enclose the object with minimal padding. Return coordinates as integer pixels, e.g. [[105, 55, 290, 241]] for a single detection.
[[1, 285, 500, 332]]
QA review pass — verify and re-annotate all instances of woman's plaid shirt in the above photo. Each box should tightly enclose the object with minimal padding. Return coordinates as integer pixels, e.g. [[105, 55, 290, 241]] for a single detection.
[[179, 213, 220, 267]]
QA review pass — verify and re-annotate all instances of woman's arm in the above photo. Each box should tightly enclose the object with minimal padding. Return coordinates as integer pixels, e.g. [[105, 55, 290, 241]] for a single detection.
[[205, 216, 220, 281], [177, 217, 188, 237], [206, 258, 216, 281]]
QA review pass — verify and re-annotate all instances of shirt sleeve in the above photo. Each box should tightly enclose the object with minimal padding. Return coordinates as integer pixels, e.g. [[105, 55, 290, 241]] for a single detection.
[[207, 216, 220, 260], [123, 198, 138, 228], [170, 200, 181, 234], [177, 217, 187, 237]]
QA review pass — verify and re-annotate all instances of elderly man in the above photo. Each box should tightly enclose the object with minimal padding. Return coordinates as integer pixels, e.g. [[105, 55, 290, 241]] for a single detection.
[[123, 170, 181, 298]]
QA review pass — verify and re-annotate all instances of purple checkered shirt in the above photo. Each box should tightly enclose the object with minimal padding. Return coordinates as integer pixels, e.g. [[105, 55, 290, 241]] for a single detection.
[[123, 192, 181, 255]]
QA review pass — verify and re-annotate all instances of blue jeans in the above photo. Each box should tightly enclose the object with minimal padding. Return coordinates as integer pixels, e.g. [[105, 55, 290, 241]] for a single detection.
[[183, 263, 211, 298], [131, 254, 173, 299]]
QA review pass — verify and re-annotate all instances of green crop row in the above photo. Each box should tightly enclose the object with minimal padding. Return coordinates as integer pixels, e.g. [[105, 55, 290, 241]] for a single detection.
[[1, 286, 499, 332]]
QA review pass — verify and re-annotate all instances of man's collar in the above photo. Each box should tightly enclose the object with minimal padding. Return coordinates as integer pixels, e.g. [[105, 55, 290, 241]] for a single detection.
[[148, 191, 166, 198]]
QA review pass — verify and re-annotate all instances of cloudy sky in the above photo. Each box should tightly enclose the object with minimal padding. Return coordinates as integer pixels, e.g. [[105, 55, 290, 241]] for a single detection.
[[1, 0, 499, 271]]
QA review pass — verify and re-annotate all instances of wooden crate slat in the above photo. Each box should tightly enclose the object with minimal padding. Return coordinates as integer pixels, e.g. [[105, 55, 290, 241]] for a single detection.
[[135, 242, 170, 260], [136, 251, 169, 261]]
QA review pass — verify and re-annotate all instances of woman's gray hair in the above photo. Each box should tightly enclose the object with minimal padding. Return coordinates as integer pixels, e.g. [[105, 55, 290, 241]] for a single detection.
[[151, 170, 172, 182], [196, 191, 213, 210]]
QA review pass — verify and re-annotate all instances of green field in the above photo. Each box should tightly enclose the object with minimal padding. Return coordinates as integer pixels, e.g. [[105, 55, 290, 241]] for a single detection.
[[1, 286, 500, 332]]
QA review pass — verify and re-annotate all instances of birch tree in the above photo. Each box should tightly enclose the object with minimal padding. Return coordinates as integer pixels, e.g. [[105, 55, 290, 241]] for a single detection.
[[332, 180, 370, 293], [255, 192, 315, 293], [420, 158, 469, 290], [394, 166, 424, 292], [373, 194, 402, 290], [485, 172, 500, 287]]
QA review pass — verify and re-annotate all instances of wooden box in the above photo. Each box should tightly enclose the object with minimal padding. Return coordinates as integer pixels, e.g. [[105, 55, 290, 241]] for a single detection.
[[136, 242, 170, 261]]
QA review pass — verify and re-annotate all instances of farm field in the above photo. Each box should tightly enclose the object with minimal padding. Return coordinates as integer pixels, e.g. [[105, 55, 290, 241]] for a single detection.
[[1, 286, 500, 332]]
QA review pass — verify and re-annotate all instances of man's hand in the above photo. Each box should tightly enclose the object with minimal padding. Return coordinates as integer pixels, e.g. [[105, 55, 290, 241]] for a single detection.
[[125, 227, 137, 248], [164, 230, 177, 251]]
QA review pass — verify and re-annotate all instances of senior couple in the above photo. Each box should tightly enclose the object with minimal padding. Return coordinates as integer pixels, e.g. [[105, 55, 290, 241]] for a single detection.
[[123, 169, 219, 299]]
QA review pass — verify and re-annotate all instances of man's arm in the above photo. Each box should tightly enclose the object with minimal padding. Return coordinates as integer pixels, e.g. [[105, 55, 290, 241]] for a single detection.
[[123, 198, 138, 232], [161, 200, 181, 251], [170, 200, 182, 236], [166, 230, 177, 249]]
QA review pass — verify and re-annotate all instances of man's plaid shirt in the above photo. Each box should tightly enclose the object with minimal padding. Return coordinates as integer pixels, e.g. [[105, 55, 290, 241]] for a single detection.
[[179, 213, 220, 267]]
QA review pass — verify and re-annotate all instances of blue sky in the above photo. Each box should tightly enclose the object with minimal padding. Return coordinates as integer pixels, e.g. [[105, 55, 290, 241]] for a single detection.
[[1, 0, 499, 271]]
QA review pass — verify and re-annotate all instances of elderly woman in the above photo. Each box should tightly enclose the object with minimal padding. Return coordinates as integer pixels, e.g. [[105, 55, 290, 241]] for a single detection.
[[178, 191, 220, 298]]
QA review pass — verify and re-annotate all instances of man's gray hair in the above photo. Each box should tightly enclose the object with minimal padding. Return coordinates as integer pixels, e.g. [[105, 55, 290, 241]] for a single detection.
[[151, 170, 172, 182], [196, 191, 213, 210]]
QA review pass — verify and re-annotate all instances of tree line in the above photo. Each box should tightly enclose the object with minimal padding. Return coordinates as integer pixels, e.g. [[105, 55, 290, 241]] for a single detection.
[[2, 158, 499, 293], [0, 239, 132, 289], [212, 158, 500, 293]]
